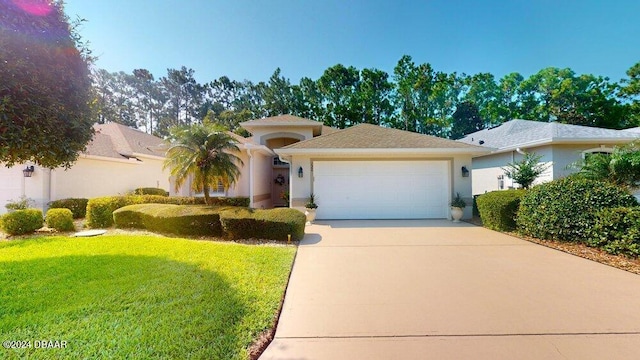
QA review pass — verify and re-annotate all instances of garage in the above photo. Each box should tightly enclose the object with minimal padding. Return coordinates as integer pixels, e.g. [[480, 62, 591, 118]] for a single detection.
[[313, 160, 449, 220]]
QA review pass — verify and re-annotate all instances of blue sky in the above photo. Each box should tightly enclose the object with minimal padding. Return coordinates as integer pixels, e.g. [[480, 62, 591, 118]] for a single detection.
[[64, 0, 640, 84]]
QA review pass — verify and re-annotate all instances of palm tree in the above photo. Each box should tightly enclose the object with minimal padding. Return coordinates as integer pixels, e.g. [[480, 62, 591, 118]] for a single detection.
[[164, 124, 243, 205]]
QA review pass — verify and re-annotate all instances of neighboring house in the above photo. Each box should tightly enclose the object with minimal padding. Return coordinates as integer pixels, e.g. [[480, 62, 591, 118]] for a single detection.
[[0, 123, 170, 214], [458, 119, 640, 195]]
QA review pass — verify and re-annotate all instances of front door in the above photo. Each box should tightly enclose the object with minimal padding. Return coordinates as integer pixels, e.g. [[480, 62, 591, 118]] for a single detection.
[[272, 168, 289, 207]]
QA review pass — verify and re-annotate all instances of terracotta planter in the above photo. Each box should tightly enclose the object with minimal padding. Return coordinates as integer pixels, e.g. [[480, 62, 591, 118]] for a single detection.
[[305, 208, 317, 224], [451, 207, 464, 223]]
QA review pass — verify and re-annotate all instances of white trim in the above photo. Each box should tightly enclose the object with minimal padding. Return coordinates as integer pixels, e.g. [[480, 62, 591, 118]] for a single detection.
[[133, 152, 166, 161], [276, 148, 490, 156], [80, 154, 141, 164], [581, 146, 614, 159]]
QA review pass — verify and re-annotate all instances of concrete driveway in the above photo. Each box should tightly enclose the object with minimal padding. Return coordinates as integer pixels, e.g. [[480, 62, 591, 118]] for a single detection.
[[260, 220, 640, 360]]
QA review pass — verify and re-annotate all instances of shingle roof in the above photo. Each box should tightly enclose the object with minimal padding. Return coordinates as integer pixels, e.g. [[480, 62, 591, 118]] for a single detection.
[[240, 115, 324, 127], [458, 119, 639, 150], [87, 123, 165, 159], [282, 123, 485, 150]]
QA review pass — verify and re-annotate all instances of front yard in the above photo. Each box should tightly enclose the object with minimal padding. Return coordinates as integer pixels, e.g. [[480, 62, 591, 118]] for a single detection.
[[0, 235, 296, 359]]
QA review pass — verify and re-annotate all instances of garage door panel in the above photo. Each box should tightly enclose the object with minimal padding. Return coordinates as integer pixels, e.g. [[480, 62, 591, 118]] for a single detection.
[[314, 161, 449, 220]]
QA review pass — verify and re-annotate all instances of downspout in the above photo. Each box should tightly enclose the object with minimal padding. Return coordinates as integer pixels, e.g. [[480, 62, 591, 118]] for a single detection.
[[246, 147, 254, 208]]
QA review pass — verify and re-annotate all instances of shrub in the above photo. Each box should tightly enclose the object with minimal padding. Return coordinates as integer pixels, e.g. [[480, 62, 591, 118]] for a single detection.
[[476, 190, 526, 231], [45, 208, 75, 231], [48, 198, 88, 218], [132, 187, 169, 196], [220, 208, 306, 241], [86, 195, 249, 228], [113, 204, 225, 236], [587, 207, 640, 257], [0, 209, 43, 235], [517, 177, 638, 242], [5, 196, 34, 211]]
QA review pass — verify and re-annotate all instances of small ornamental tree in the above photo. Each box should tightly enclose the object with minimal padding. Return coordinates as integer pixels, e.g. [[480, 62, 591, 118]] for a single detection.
[[0, 0, 94, 168], [502, 152, 550, 189]]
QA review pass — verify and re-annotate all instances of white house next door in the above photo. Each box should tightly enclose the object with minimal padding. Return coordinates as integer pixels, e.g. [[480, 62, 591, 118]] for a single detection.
[[313, 160, 449, 220]]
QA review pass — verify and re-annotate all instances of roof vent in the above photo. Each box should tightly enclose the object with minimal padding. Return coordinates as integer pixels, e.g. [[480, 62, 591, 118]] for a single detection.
[[479, 140, 485, 145]]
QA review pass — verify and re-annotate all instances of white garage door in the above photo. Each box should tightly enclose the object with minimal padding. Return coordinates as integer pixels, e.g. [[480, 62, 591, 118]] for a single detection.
[[313, 160, 449, 220]]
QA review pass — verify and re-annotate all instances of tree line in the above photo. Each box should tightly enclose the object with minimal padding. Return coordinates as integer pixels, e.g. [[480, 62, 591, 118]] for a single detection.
[[92, 57, 640, 139]]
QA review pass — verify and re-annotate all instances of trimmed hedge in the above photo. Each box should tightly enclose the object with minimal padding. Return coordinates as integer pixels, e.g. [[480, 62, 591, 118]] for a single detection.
[[113, 204, 303, 240], [113, 204, 225, 236], [587, 207, 640, 257], [132, 187, 169, 196], [48, 198, 88, 218], [0, 209, 43, 235], [476, 190, 526, 231], [517, 177, 638, 242], [46, 208, 75, 231], [86, 195, 249, 228], [220, 207, 306, 241]]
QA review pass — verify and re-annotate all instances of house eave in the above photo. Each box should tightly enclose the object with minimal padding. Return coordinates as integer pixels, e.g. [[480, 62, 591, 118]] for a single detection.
[[478, 137, 639, 156], [275, 147, 491, 157]]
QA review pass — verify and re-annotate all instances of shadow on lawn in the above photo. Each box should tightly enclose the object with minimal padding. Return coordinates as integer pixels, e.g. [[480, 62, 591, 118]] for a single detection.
[[0, 254, 246, 359]]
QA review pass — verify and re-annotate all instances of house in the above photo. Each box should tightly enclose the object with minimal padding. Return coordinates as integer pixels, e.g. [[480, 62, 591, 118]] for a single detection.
[[458, 119, 640, 195], [177, 115, 487, 220], [0, 123, 170, 214]]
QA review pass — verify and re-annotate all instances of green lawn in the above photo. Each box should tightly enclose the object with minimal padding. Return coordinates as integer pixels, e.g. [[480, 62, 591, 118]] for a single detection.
[[0, 235, 296, 359]]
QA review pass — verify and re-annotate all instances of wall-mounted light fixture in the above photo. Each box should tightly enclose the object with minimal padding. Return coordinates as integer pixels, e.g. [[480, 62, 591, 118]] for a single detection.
[[298, 166, 304, 178], [23, 165, 35, 178], [461, 166, 469, 177]]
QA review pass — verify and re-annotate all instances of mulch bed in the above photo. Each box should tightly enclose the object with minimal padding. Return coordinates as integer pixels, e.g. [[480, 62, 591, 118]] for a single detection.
[[468, 217, 640, 275]]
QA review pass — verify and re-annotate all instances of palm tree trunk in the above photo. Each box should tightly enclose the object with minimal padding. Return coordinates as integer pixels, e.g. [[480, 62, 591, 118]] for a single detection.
[[203, 183, 211, 205]]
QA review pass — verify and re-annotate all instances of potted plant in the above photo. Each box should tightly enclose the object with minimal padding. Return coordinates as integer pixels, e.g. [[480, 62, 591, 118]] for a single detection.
[[304, 193, 318, 224], [450, 193, 466, 223]]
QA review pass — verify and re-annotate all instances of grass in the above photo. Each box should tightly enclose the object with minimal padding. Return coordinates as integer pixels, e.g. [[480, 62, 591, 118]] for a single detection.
[[0, 235, 296, 359]]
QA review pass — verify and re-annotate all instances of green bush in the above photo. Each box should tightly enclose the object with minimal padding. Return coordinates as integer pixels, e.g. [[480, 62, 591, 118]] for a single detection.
[[517, 177, 638, 242], [45, 208, 75, 231], [0, 209, 44, 235], [113, 204, 227, 236], [86, 195, 249, 228], [132, 187, 169, 196], [48, 198, 88, 218], [587, 207, 640, 257], [476, 190, 526, 231], [220, 207, 306, 241]]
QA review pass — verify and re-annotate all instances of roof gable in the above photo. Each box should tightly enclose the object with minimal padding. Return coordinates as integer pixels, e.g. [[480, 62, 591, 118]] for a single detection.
[[281, 123, 484, 150]]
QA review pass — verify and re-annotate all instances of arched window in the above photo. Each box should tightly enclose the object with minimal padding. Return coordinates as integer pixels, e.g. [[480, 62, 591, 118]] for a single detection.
[[582, 147, 614, 160]]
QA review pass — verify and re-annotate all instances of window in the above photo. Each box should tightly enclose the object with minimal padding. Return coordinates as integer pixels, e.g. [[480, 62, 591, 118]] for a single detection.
[[273, 157, 288, 166], [582, 147, 613, 160]]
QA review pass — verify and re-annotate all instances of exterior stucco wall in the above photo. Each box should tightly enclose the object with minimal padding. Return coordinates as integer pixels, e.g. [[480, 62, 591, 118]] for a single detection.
[[248, 127, 313, 145], [470, 146, 553, 195], [253, 151, 273, 209], [288, 153, 475, 219], [52, 156, 170, 200]]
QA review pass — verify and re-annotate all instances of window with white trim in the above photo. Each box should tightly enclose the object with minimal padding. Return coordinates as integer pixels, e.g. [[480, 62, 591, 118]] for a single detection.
[[582, 147, 613, 159]]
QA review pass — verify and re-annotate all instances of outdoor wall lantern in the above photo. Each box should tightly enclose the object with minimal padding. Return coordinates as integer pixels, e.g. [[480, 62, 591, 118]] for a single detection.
[[298, 166, 304, 178], [23, 165, 35, 178], [461, 166, 469, 177]]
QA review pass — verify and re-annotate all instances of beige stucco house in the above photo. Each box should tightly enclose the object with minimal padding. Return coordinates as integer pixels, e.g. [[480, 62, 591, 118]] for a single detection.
[[0, 123, 170, 214], [458, 119, 640, 196], [177, 115, 488, 220]]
